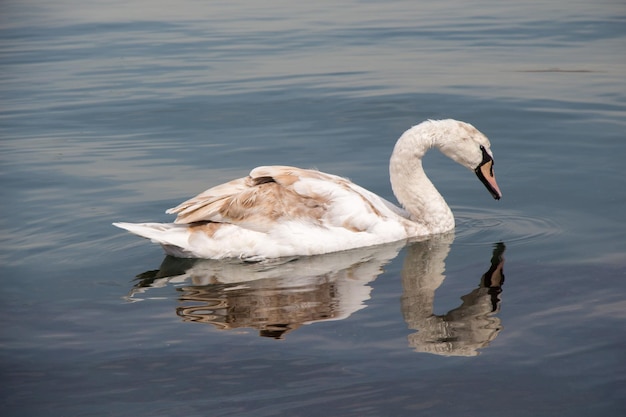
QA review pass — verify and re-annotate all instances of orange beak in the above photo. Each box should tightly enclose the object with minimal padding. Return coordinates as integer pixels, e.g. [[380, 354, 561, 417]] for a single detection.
[[476, 159, 502, 200]]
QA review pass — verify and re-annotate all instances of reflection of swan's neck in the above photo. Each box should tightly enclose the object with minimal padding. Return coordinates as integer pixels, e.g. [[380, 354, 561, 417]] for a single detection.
[[400, 233, 453, 316], [400, 237, 506, 357], [389, 125, 454, 233]]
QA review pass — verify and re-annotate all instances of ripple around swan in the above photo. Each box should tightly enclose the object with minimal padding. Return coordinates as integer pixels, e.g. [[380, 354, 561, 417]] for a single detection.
[[453, 206, 562, 246]]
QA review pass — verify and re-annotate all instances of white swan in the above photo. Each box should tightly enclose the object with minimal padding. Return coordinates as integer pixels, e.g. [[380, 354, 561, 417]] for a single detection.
[[114, 119, 502, 259]]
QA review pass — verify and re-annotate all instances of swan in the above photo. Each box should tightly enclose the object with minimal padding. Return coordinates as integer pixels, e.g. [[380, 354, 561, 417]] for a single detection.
[[114, 119, 502, 260]]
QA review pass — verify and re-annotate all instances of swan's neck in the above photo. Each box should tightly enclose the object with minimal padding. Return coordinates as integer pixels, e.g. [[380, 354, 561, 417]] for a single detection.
[[389, 125, 454, 234]]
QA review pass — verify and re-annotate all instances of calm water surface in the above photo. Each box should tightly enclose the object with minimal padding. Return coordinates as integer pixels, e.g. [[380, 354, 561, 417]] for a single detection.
[[1, 1, 625, 416]]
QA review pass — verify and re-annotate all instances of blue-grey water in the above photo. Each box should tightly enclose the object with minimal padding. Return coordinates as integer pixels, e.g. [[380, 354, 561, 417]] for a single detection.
[[1, 1, 625, 416]]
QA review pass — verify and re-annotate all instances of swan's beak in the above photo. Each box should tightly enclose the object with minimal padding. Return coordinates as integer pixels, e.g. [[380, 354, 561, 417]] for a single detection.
[[475, 159, 502, 200]]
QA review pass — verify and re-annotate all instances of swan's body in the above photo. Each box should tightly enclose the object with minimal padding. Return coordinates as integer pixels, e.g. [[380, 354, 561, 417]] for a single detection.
[[114, 119, 501, 260]]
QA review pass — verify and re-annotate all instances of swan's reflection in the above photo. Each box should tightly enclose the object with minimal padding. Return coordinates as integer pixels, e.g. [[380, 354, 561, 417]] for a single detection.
[[401, 240, 505, 356], [129, 241, 405, 338], [129, 236, 506, 355]]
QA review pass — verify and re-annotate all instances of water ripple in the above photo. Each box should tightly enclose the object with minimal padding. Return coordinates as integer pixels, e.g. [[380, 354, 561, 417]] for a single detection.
[[454, 206, 562, 246]]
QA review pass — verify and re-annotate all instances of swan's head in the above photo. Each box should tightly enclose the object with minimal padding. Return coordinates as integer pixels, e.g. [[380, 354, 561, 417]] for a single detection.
[[432, 119, 502, 200]]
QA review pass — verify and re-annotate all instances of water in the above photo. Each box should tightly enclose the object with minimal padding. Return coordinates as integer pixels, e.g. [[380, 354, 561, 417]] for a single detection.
[[1, 0, 625, 415]]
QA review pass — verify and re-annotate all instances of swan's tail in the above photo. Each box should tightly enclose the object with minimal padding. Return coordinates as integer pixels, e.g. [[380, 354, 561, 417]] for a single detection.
[[113, 222, 192, 256]]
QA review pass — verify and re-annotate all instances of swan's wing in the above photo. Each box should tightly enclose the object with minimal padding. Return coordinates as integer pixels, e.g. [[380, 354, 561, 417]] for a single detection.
[[165, 165, 406, 232], [165, 176, 250, 223]]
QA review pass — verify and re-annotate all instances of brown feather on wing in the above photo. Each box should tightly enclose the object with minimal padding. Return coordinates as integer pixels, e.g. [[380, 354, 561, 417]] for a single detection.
[[165, 166, 331, 229], [165, 177, 250, 224]]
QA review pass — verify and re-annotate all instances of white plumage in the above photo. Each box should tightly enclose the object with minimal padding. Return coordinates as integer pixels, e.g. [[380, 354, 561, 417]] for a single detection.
[[114, 119, 501, 259]]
